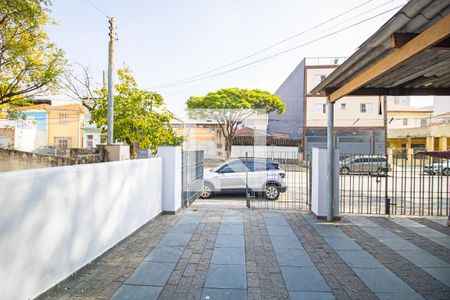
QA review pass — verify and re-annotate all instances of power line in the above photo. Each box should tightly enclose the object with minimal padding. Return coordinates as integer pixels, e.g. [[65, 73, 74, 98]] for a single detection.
[[158, 5, 403, 92], [82, 0, 110, 18], [151, 0, 396, 90]]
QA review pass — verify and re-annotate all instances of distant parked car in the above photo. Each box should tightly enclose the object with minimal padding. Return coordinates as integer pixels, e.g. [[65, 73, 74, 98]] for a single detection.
[[423, 160, 450, 176], [33, 146, 57, 155], [201, 158, 287, 200], [340, 155, 389, 176]]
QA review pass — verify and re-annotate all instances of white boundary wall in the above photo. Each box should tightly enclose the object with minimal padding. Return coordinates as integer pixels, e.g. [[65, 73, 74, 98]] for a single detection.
[[0, 158, 162, 300]]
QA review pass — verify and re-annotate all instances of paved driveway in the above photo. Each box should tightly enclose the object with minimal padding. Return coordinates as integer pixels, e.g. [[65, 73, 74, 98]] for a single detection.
[[40, 200, 450, 300]]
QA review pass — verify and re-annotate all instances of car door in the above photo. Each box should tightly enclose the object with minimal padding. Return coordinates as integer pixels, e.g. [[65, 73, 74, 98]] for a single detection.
[[251, 160, 270, 190], [216, 160, 248, 190]]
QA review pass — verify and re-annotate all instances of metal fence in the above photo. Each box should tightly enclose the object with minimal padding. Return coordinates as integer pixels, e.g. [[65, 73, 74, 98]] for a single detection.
[[245, 151, 310, 210], [339, 153, 449, 216], [182, 150, 204, 207]]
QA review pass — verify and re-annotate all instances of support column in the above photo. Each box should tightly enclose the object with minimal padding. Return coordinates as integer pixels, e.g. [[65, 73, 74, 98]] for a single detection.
[[439, 137, 447, 151], [327, 100, 335, 222], [426, 136, 434, 151]]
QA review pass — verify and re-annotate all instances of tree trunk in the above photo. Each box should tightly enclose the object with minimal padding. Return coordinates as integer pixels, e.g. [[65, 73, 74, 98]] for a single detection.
[[126, 138, 137, 159], [224, 136, 233, 160]]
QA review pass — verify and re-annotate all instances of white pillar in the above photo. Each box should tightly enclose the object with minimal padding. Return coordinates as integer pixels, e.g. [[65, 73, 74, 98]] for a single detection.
[[158, 146, 182, 213]]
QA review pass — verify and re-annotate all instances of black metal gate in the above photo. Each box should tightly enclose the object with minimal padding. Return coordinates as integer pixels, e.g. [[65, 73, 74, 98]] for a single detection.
[[182, 150, 204, 207], [339, 153, 449, 216], [246, 151, 311, 210]]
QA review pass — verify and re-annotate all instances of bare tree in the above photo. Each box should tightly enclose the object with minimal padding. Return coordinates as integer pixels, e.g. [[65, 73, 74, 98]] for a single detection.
[[59, 64, 100, 110]]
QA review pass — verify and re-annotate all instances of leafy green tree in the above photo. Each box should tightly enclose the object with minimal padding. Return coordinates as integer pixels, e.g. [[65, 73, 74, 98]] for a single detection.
[[91, 67, 182, 157], [0, 0, 65, 105], [186, 88, 285, 159]]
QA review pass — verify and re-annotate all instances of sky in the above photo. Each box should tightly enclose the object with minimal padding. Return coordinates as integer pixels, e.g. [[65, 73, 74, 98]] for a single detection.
[[47, 0, 431, 117]]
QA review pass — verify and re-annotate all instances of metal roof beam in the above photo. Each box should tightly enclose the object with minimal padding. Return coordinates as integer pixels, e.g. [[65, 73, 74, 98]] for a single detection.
[[328, 13, 450, 102]]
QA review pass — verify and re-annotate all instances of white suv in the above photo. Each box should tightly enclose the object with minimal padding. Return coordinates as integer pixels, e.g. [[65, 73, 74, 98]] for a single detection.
[[201, 158, 287, 200]]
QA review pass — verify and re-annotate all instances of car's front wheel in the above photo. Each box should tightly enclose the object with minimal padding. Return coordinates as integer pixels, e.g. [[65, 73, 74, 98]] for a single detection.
[[200, 183, 214, 199], [265, 184, 280, 200], [442, 168, 449, 176]]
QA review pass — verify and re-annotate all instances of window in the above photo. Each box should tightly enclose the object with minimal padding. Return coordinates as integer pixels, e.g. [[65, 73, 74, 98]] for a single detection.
[[420, 118, 427, 127], [313, 103, 325, 114], [59, 113, 68, 125], [313, 74, 327, 86], [340, 103, 346, 110], [219, 161, 247, 173], [86, 134, 94, 149], [54, 137, 72, 149], [360, 103, 373, 113], [402, 118, 408, 125]]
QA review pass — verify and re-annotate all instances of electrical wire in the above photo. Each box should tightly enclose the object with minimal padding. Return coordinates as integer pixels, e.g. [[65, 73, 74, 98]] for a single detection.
[[150, 0, 400, 90], [156, 4, 403, 93], [82, 0, 110, 19]]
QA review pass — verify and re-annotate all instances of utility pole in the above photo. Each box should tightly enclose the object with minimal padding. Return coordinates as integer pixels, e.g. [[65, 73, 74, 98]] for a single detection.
[[107, 17, 116, 144]]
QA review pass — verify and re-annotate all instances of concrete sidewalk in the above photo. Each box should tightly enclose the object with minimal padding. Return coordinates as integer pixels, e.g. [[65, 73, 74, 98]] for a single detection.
[[40, 200, 450, 300]]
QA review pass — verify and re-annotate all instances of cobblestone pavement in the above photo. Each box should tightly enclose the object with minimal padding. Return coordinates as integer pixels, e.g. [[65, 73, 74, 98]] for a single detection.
[[39, 200, 450, 300]]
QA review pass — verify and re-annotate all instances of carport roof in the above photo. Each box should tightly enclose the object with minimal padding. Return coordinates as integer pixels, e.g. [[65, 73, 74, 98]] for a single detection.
[[310, 0, 450, 102]]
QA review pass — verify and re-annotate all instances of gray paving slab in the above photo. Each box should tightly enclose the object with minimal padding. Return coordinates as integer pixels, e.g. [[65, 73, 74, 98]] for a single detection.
[[221, 216, 244, 224], [392, 218, 450, 249], [204, 264, 247, 289], [377, 237, 418, 250], [270, 234, 303, 250], [321, 236, 362, 251], [352, 268, 419, 293], [307, 216, 422, 299], [289, 291, 335, 300], [375, 291, 425, 300], [125, 262, 176, 286], [336, 250, 384, 269], [215, 234, 245, 248], [281, 266, 331, 292], [349, 216, 450, 287], [262, 212, 283, 218], [170, 222, 199, 234], [263, 217, 289, 226], [144, 245, 184, 263], [301, 212, 317, 220], [111, 284, 162, 300], [422, 267, 450, 287], [158, 233, 192, 246], [275, 249, 314, 267], [431, 237, 450, 249], [211, 247, 245, 265], [218, 224, 244, 235], [266, 225, 296, 236], [201, 288, 247, 300], [311, 224, 348, 237], [397, 250, 449, 268]]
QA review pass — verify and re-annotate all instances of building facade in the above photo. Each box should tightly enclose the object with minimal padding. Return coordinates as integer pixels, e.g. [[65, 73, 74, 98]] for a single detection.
[[1, 104, 87, 151], [268, 57, 386, 158]]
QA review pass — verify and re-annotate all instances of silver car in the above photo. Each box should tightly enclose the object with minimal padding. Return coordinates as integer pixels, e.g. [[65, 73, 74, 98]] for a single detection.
[[201, 158, 287, 200], [340, 155, 388, 176], [423, 160, 450, 176]]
